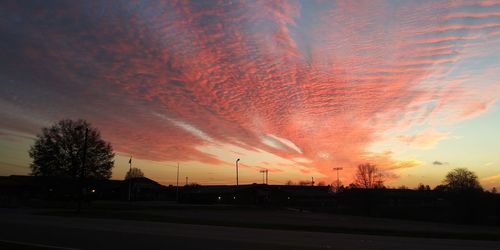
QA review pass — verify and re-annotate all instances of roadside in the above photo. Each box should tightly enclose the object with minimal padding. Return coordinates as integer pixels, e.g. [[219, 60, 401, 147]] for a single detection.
[[15, 200, 500, 241], [2, 209, 500, 250]]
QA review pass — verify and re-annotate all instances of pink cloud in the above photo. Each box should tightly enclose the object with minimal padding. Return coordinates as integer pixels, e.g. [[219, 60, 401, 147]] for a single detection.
[[1, 1, 499, 183]]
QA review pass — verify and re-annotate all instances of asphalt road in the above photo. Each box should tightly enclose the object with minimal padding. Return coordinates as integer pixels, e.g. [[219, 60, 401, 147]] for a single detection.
[[1, 211, 499, 250]]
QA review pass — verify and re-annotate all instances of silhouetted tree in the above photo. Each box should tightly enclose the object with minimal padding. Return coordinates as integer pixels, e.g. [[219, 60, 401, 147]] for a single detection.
[[285, 180, 295, 185], [443, 168, 484, 224], [29, 119, 114, 179], [354, 163, 384, 188], [125, 167, 144, 180], [492, 187, 497, 194], [417, 183, 431, 191], [443, 168, 482, 192]]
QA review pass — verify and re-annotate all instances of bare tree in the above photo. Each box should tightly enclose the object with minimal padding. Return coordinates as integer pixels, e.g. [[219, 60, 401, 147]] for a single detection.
[[443, 168, 482, 191], [125, 167, 144, 180], [29, 119, 114, 179], [354, 163, 384, 188]]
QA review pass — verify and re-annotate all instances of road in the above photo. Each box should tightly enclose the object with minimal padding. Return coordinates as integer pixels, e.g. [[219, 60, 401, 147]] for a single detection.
[[0, 211, 499, 250]]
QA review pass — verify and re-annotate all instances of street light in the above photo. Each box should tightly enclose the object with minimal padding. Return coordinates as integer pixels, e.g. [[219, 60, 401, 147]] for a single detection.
[[236, 159, 240, 186]]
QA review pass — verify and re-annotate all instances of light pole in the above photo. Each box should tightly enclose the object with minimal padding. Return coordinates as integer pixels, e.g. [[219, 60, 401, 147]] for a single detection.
[[236, 159, 240, 186], [165, 163, 181, 202], [77, 128, 89, 213], [332, 167, 343, 191]]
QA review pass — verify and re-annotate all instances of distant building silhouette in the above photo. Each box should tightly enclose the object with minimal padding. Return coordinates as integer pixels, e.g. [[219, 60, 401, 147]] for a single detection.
[[1, 175, 499, 225]]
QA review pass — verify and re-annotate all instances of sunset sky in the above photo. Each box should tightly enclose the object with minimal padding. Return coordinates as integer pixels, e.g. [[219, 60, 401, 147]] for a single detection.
[[1, 0, 499, 188]]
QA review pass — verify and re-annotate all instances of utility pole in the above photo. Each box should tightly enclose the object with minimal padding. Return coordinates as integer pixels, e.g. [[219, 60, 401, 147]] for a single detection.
[[236, 159, 240, 186], [332, 167, 343, 191], [266, 169, 268, 184], [77, 128, 88, 213], [311, 177, 315, 186], [185, 176, 188, 186], [260, 169, 269, 184], [176, 162, 179, 202]]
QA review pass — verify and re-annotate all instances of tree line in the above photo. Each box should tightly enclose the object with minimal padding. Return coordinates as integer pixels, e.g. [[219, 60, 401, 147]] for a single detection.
[[286, 162, 490, 193]]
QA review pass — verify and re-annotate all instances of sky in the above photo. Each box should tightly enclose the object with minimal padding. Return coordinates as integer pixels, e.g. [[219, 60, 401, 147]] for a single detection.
[[1, 0, 499, 188]]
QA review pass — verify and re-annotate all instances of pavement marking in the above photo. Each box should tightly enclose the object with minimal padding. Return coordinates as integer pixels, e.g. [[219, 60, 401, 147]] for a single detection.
[[0, 239, 81, 250]]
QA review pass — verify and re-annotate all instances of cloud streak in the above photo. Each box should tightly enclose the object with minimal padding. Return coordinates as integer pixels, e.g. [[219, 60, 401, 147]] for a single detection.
[[0, 0, 499, 182]]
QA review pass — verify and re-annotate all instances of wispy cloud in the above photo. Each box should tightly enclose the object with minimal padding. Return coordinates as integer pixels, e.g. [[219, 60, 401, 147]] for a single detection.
[[481, 173, 500, 183], [433, 161, 446, 165], [398, 128, 449, 149]]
